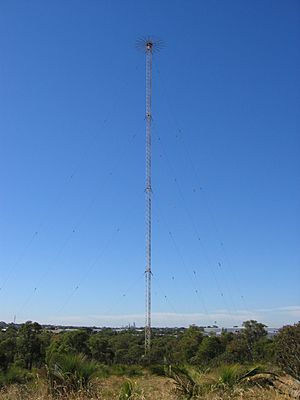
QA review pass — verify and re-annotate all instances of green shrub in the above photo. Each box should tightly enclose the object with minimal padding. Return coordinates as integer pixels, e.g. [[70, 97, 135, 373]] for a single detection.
[[217, 364, 241, 387], [167, 365, 209, 398], [167, 364, 273, 398], [0, 365, 32, 386], [147, 364, 166, 376], [108, 364, 143, 377], [274, 322, 300, 380], [118, 379, 144, 400], [47, 353, 98, 396]]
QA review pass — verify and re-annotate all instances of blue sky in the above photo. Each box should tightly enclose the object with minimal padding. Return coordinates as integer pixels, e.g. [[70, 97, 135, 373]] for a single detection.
[[0, 0, 299, 328]]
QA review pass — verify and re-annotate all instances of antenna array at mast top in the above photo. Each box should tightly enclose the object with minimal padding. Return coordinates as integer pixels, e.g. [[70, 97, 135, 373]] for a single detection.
[[136, 36, 164, 53]]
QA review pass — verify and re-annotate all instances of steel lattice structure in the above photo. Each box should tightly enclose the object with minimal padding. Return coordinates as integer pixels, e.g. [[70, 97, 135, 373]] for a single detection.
[[137, 36, 162, 358], [145, 39, 153, 358]]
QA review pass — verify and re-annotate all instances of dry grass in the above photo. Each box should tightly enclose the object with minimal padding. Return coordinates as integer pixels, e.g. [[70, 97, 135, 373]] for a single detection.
[[198, 387, 290, 399], [0, 375, 293, 400], [86, 375, 175, 400]]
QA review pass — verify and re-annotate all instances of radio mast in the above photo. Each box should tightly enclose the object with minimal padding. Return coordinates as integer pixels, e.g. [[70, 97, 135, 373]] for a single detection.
[[137, 37, 162, 358]]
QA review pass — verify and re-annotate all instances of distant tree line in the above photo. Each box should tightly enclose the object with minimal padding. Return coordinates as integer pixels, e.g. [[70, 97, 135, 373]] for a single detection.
[[0, 320, 299, 380]]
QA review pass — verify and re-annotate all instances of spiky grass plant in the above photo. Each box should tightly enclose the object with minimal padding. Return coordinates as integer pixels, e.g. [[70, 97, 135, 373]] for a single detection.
[[167, 365, 212, 399], [118, 379, 144, 400], [47, 353, 98, 397], [217, 365, 241, 388], [167, 364, 285, 399]]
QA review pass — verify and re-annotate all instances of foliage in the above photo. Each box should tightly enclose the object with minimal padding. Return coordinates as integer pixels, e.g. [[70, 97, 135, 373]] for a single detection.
[[47, 353, 98, 396], [252, 337, 274, 362], [217, 364, 241, 387], [107, 364, 143, 377], [0, 366, 33, 387], [242, 320, 267, 343], [46, 329, 90, 364], [110, 332, 144, 364], [167, 365, 210, 398], [177, 326, 204, 364], [167, 364, 280, 399], [274, 322, 300, 380], [15, 321, 43, 370], [118, 379, 144, 400], [0, 326, 17, 372], [150, 334, 177, 364], [220, 335, 250, 364], [241, 320, 267, 358], [193, 336, 224, 365], [88, 334, 114, 363], [0, 318, 294, 388], [147, 364, 166, 376], [0, 371, 296, 400]]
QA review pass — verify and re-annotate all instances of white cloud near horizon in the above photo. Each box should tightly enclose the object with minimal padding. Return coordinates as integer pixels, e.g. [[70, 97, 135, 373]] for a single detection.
[[46, 305, 300, 328]]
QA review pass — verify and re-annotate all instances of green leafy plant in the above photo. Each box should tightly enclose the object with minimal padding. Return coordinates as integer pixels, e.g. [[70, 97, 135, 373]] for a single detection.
[[217, 364, 241, 387], [167, 365, 211, 399], [0, 365, 33, 387], [47, 353, 98, 396], [167, 364, 277, 399], [118, 379, 144, 400], [274, 322, 300, 380]]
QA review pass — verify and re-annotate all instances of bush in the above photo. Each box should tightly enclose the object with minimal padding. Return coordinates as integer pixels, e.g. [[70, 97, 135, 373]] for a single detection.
[[274, 322, 300, 380], [107, 364, 143, 377], [118, 379, 143, 400], [217, 364, 241, 387], [0, 365, 33, 386], [47, 353, 98, 396], [147, 364, 166, 376], [167, 363, 274, 399]]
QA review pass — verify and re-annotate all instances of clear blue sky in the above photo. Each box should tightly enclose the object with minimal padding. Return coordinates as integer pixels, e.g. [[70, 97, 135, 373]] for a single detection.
[[0, 0, 299, 328]]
